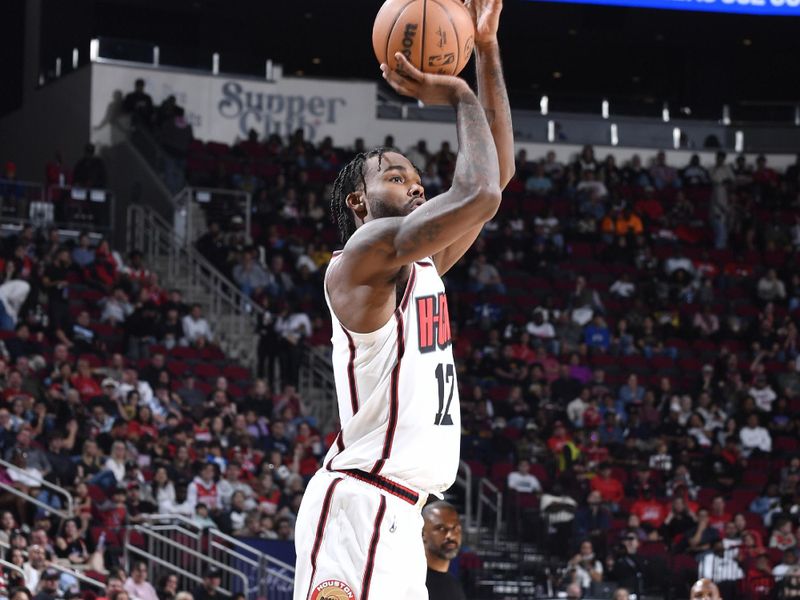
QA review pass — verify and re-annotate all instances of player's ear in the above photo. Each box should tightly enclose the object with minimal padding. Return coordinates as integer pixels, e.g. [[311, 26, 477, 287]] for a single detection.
[[346, 191, 368, 220]]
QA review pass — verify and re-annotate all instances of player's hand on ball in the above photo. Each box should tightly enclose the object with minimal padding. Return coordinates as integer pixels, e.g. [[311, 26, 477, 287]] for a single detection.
[[381, 52, 469, 106], [464, 0, 502, 45]]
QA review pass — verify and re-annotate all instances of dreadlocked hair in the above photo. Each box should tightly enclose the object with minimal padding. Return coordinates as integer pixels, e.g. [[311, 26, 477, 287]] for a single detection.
[[330, 146, 398, 244]]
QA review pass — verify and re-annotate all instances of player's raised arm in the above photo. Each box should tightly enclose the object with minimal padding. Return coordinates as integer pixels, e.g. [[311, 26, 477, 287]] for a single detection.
[[469, 0, 514, 188], [431, 0, 515, 275], [340, 53, 501, 278]]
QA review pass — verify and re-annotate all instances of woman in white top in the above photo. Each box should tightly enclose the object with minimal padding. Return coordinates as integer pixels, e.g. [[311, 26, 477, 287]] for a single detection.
[[149, 466, 176, 512]]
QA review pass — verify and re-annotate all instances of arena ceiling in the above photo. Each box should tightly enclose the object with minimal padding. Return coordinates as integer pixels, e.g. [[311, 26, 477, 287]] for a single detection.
[[4, 0, 799, 122]]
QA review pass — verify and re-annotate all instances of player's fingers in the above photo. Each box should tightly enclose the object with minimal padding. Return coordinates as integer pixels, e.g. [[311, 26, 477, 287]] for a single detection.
[[393, 53, 424, 82], [382, 68, 415, 96]]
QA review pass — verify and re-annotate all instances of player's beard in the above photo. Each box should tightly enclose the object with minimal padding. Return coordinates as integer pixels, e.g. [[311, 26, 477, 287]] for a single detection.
[[369, 195, 413, 218]]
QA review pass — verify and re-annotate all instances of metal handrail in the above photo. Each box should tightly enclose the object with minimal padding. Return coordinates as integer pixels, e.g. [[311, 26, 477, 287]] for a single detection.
[[138, 513, 203, 530], [299, 345, 337, 431], [131, 515, 296, 593], [476, 478, 503, 543], [457, 460, 474, 533], [128, 525, 249, 596], [0, 457, 74, 516], [126, 204, 262, 367], [0, 558, 24, 578], [209, 529, 295, 572], [0, 544, 105, 590], [0, 482, 69, 520], [126, 543, 233, 598], [0, 178, 45, 195], [45, 561, 107, 590]]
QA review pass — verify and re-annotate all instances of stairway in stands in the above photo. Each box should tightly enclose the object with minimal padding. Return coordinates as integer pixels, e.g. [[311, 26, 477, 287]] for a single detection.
[[441, 478, 548, 600], [471, 531, 544, 600]]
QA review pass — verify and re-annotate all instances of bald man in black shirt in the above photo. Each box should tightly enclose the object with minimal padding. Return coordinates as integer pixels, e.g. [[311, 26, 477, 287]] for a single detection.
[[691, 578, 722, 600], [423, 501, 467, 600]]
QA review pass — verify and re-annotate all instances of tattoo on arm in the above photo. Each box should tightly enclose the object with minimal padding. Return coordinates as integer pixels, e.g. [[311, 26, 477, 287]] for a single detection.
[[398, 220, 444, 253]]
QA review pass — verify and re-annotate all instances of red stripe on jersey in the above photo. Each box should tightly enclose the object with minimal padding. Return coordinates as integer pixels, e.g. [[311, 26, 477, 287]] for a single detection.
[[305, 477, 344, 600], [370, 310, 404, 475], [360, 495, 387, 600], [370, 266, 417, 475], [325, 432, 345, 471], [341, 325, 360, 415], [400, 264, 417, 311]]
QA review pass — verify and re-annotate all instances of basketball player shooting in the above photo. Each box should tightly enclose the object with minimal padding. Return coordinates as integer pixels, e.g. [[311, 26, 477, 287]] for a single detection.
[[293, 1, 513, 599]]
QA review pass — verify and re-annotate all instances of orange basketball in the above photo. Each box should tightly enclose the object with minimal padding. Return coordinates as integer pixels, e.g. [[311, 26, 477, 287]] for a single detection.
[[372, 0, 475, 76]]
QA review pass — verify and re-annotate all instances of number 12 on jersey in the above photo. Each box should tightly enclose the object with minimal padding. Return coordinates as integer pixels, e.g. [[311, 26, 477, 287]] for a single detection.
[[434, 363, 455, 426]]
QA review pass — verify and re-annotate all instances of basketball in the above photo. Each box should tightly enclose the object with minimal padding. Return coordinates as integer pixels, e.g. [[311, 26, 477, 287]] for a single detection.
[[372, 0, 475, 77]]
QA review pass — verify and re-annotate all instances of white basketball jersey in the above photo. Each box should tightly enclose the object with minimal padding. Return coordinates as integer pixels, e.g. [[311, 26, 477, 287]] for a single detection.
[[322, 253, 461, 494]]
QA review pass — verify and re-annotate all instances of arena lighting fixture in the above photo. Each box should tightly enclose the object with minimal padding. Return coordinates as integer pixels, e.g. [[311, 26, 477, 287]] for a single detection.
[[672, 127, 681, 150], [662, 103, 670, 123], [153, 46, 160, 67], [735, 131, 744, 153], [89, 39, 99, 62], [540, 95, 549, 116], [72, 49, 79, 69], [722, 105, 731, 126], [547, 120, 556, 142], [610, 123, 619, 146], [601, 99, 610, 119], [212, 53, 220, 75]]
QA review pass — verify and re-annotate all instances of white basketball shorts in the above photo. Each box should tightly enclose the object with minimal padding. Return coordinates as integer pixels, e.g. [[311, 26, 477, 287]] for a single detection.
[[293, 468, 429, 600]]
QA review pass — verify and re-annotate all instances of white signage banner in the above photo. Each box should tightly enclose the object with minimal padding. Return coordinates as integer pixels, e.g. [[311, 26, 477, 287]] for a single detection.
[[90, 63, 377, 146]]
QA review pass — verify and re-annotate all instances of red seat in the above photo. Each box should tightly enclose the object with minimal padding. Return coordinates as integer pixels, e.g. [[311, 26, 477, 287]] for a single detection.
[[730, 489, 758, 513], [671, 553, 699, 574], [697, 487, 719, 508], [639, 541, 668, 558], [530, 463, 550, 487], [774, 437, 799, 454], [195, 363, 221, 379], [465, 460, 487, 479], [742, 471, 769, 489], [490, 462, 514, 490], [167, 361, 190, 377], [223, 364, 251, 381], [649, 355, 676, 370]]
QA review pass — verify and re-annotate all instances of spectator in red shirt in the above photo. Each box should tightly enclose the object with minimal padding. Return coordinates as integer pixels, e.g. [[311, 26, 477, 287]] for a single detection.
[[633, 186, 664, 225], [708, 496, 731, 535], [547, 421, 572, 454], [70, 358, 103, 401], [630, 487, 667, 530], [590, 463, 624, 511], [100, 485, 128, 529], [744, 554, 775, 599]]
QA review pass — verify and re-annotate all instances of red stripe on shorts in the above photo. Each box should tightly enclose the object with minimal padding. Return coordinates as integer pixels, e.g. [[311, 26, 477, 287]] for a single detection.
[[360, 495, 387, 600], [305, 477, 344, 600]]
